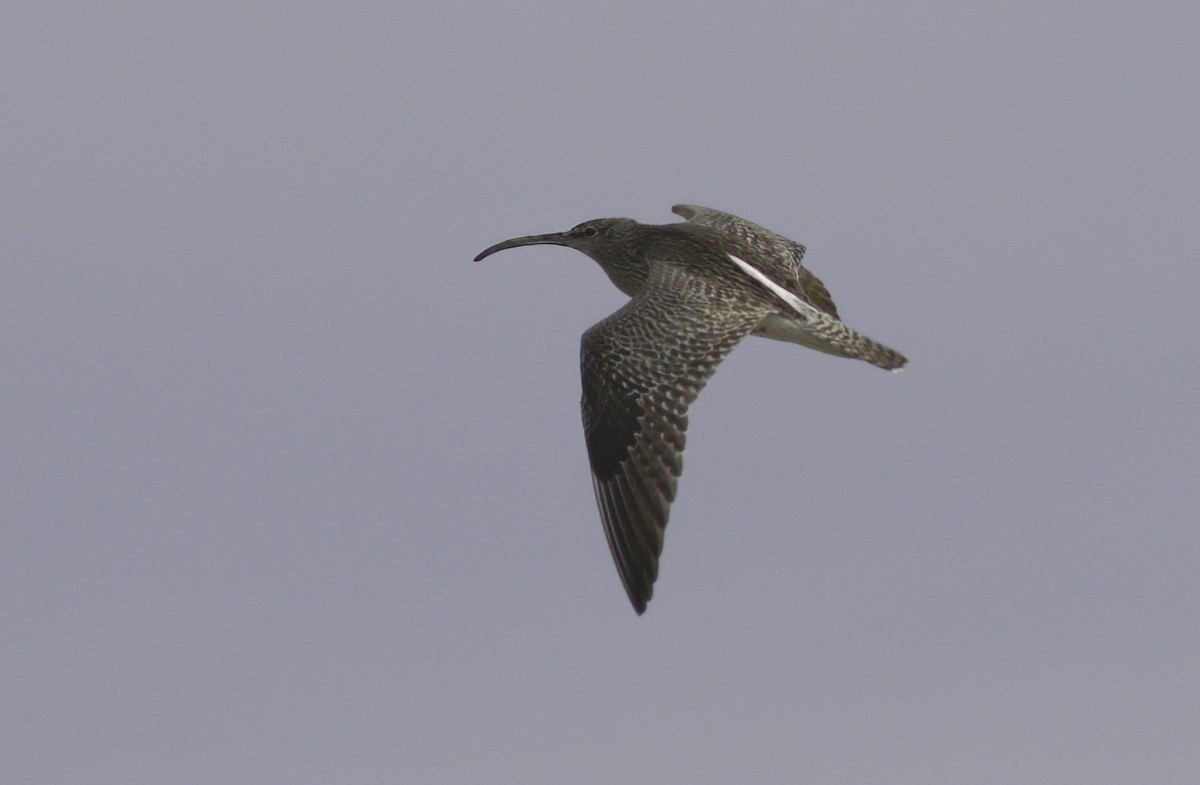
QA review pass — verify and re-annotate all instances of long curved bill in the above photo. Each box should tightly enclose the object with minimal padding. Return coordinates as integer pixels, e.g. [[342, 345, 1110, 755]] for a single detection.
[[473, 232, 569, 262]]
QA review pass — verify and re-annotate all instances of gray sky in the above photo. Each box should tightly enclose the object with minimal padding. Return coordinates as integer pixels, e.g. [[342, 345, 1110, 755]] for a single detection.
[[4, 3, 1198, 783]]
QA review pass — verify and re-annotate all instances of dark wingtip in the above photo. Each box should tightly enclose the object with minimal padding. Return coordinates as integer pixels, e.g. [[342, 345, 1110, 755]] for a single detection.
[[629, 584, 651, 615], [671, 204, 697, 219]]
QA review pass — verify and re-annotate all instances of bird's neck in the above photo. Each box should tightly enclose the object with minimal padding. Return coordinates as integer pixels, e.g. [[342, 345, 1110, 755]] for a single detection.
[[595, 252, 648, 297]]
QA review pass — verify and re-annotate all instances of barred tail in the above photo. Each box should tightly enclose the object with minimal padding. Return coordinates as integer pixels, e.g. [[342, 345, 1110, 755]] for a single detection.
[[849, 332, 908, 372], [755, 312, 907, 372], [726, 252, 907, 373]]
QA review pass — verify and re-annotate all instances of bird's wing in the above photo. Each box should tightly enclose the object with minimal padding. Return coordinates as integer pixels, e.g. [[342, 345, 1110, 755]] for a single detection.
[[672, 204, 840, 319], [581, 261, 770, 614]]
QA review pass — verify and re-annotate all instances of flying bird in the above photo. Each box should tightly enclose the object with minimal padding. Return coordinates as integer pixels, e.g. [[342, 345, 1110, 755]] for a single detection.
[[474, 204, 906, 614]]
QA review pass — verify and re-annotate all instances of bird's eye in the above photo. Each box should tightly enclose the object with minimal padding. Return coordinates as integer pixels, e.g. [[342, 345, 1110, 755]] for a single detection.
[[582, 226, 598, 237]]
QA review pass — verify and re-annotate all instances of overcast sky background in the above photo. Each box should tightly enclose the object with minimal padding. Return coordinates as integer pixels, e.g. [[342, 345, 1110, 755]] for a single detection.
[[4, 3, 1198, 783]]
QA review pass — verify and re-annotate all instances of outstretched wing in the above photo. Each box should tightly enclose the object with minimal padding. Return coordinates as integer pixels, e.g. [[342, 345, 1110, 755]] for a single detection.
[[672, 204, 840, 319], [581, 261, 770, 614]]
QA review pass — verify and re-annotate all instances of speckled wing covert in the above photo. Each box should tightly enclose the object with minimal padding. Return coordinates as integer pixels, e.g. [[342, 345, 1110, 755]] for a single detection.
[[672, 204, 840, 319], [581, 261, 772, 614]]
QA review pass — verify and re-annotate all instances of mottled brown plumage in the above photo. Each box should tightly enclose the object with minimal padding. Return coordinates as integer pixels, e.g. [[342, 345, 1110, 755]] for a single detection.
[[474, 205, 906, 614]]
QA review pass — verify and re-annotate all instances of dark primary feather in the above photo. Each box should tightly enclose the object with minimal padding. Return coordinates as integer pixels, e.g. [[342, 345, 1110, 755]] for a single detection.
[[581, 260, 771, 613]]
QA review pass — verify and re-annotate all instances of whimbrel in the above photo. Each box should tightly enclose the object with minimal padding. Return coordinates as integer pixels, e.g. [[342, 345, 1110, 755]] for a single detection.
[[475, 204, 906, 614]]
